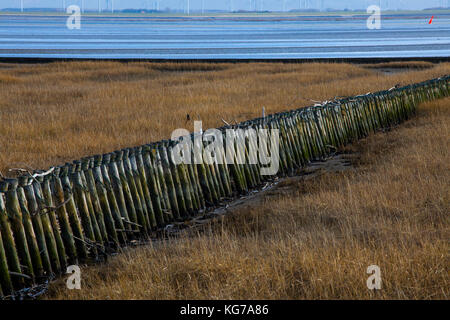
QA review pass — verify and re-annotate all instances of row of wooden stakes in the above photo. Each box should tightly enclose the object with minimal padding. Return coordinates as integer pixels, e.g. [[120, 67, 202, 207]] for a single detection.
[[0, 75, 448, 298]]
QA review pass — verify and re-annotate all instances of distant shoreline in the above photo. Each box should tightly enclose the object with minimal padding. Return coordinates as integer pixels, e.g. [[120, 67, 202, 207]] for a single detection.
[[1, 9, 450, 19], [1, 57, 449, 64]]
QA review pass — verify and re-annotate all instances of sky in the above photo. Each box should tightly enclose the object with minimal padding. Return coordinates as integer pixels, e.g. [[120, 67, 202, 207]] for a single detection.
[[0, 0, 448, 11]]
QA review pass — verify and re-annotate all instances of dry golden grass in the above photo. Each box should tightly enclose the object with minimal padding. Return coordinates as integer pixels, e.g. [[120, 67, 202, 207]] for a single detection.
[[45, 97, 449, 300], [1, 61, 450, 174], [361, 61, 435, 70]]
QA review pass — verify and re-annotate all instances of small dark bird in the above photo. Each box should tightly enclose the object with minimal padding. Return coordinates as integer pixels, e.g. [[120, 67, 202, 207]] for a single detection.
[[186, 114, 191, 121]]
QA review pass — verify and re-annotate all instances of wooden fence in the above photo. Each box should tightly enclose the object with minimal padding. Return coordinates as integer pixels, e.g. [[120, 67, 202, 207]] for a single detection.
[[0, 75, 448, 298]]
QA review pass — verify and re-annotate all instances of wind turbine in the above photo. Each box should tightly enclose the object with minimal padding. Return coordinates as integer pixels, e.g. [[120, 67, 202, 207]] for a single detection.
[[98, 0, 101, 13], [20, 0, 23, 12]]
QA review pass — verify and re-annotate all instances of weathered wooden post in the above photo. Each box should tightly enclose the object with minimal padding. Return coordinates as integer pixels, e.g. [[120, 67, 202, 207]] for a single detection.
[[124, 148, 149, 234], [0, 189, 23, 288], [16, 176, 44, 279], [41, 174, 68, 270], [191, 162, 206, 210], [130, 147, 152, 234], [158, 142, 181, 220], [210, 129, 232, 199], [76, 161, 103, 249], [170, 139, 195, 217], [82, 158, 108, 244], [141, 145, 165, 227], [99, 154, 127, 244], [3, 179, 35, 283], [215, 129, 233, 198], [283, 117, 302, 169], [300, 112, 314, 163], [270, 118, 289, 175], [51, 167, 78, 265], [115, 150, 140, 233], [32, 176, 61, 274], [192, 133, 218, 205], [155, 146, 174, 222], [154, 141, 177, 223], [278, 116, 296, 174], [60, 165, 89, 262], [184, 135, 205, 210], [0, 226, 13, 295], [225, 125, 247, 194], [292, 113, 308, 167], [91, 155, 120, 247], [107, 153, 133, 237], [70, 163, 98, 258], [135, 147, 157, 229]]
